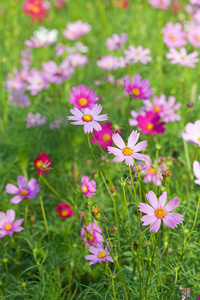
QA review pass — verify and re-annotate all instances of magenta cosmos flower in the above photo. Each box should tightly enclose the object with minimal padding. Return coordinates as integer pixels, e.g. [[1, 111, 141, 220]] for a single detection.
[[56, 203, 74, 218], [81, 176, 96, 198], [182, 120, 200, 147], [124, 74, 154, 100], [90, 122, 121, 150], [67, 104, 108, 134], [85, 242, 114, 265], [6, 176, 40, 204], [193, 161, 200, 185], [139, 191, 184, 232], [69, 85, 99, 109], [148, 0, 171, 10], [0, 209, 24, 237], [162, 22, 186, 48], [81, 223, 104, 247], [136, 111, 166, 135], [107, 130, 148, 166], [62, 20, 92, 40], [166, 48, 199, 68]]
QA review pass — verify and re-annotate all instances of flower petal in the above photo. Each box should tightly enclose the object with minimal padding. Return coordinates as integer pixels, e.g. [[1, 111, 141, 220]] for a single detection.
[[6, 184, 19, 195], [165, 197, 180, 212], [139, 203, 154, 215], [146, 191, 158, 209], [158, 191, 167, 208], [127, 130, 140, 148], [112, 133, 125, 149], [162, 213, 183, 229], [17, 176, 27, 189], [10, 195, 23, 204], [6, 209, 15, 223], [149, 218, 161, 232]]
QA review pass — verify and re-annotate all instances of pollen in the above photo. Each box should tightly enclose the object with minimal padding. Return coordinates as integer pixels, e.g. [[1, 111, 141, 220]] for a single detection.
[[82, 114, 93, 122], [132, 88, 140, 96], [154, 106, 161, 113], [83, 185, 88, 192], [5, 224, 12, 231], [27, 4, 40, 13], [155, 208, 165, 219], [195, 36, 200, 40], [20, 189, 28, 196], [103, 134, 111, 141], [123, 146, 132, 156], [36, 160, 43, 169], [148, 167, 155, 174], [61, 209, 68, 217], [181, 56, 185, 60], [170, 35, 175, 40], [98, 251, 107, 258], [198, 137, 200, 142], [79, 98, 88, 106], [146, 123, 154, 130]]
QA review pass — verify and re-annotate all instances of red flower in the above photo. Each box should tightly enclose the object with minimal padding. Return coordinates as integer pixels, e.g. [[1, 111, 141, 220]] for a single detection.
[[34, 152, 52, 175], [22, 0, 50, 24], [114, 0, 130, 9], [56, 203, 74, 219]]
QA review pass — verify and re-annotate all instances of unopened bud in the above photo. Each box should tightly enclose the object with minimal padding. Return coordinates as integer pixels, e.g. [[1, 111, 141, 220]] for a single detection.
[[145, 240, 151, 246]]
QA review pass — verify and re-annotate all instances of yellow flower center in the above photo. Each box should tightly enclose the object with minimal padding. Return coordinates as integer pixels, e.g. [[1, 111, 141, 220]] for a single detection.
[[103, 134, 111, 141], [20, 189, 28, 196], [132, 88, 140, 96], [170, 35, 175, 40], [181, 56, 185, 60], [136, 52, 140, 56], [36, 160, 43, 169], [61, 209, 68, 217], [148, 167, 155, 174], [82, 114, 93, 122], [98, 251, 107, 258], [198, 137, 200, 142], [28, 4, 40, 13], [79, 98, 87, 106], [154, 106, 161, 113], [123, 146, 132, 156], [146, 123, 154, 130], [155, 208, 165, 219], [83, 186, 88, 192], [195, 36, 200, 41], [5, 224, 12, 230]]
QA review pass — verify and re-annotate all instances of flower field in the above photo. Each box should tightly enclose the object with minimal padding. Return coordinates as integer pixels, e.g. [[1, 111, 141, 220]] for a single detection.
[[1, 0, 200, 299]]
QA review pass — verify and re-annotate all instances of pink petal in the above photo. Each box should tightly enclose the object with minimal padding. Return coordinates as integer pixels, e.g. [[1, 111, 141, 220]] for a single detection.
[[127, 130, 140, 148], [14, 226, 24, 232], [132, 153, 148, 161], [13, 218, 24, 229], [149, 218, 161, 232], [10, 195, 23, 204], [146, 191, 158, 209], [133, 140, 148, 153], [85, 254, 97, 260], [6, 184, 19, 195], [165, 197, 180, 212], [162, 213, 183, 229], [107, 147, 123, 156], [141, 214, 157, 226], [139, 203, 154, 215], [6, 209, 15, 223], [158, 191, 167, 208], [125, 156, 134, 166], [112, 133, 125, 149], [113, 156, 125, 163], [17, 176, 27, 189]]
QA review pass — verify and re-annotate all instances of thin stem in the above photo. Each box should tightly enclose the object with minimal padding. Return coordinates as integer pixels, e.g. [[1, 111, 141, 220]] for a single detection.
[[122, 185, 131, 235], [111, 276, 117, 300], [24, 198, 29, 230], [39, 175, 50, 242]]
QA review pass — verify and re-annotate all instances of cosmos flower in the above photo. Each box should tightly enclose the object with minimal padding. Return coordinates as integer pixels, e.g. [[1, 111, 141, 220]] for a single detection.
[[182, 120, 200, 147], [22, 0, 50, 24], [166, 48, 199, 68], [25, 27, 58, 48], [141, 155, 166, 186], [49, 119, 62, 129], [34, 152, 52, 175], [107, 130, 148, 166], [67, 104, 108, 134], [96, 55, 119, 70], [81, 176, 96, 198], [20, 48, 32, 68], [178, 286, 191, 300], [139, 191, 184, 232], [81, 223, 104, 247], [149, 0, 171, 10], [90, 122, 121, 150], [193, 161, 200, 185], [67, 53, 88, 67], [0, 209, 24, 238], [124, 74, 154, 100], [26, 69, 49, 95], [105, 33, 127, 51], [136, 111, 166, 134], [6, 176, 40, 204], [124, 46, 152, 64], [188, 25, 200, 48], [162, 22, 187, 48], [69, 85, 99, 109], [56, 203, 74, 218], [42, 60, 74, 84], [26, 112, 47, 128], [85, 242, 114, 265], [62, 20, 92, 40]]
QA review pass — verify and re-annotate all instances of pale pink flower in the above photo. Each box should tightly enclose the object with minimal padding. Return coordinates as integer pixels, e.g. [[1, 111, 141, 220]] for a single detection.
[[67, 53, 88, 67], [149, 0, 171, 10], [124, 46, 152, 64], [139, 191, 184, 232], [26, 112, 47, 128], [0, 209, 24, 237], [81, 176, 96, 198], [141, 155, 166, 186], [25, 27, 58, 48], [107, 130, 148, 166], [42, 60, 74, 84], [85, 242, 114, 265], [81, 223, 104, 247], [188, 25, 200, 47], [166, 48, 199, 68], [96, 55, 118, 70], [193, 161, 200, 185], [182, 120, 200, 146], [26, 69, 49, 95], [162, 22, 187, 48], [67, 104, 108, 134], [178, 286, 191, 300], [62, 20, 92, 40], [105, 33, 127, 51]]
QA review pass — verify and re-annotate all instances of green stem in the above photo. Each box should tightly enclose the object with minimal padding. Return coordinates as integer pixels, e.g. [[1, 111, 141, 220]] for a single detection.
[[122, 185, 131, 235], [39, 175, 50, 242], [24, 198, 29, 230], [183, 139, 191, 171], [111, 276, 117, 300]]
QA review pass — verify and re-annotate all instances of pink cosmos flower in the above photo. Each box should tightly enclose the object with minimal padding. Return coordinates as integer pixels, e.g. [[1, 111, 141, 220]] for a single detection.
[[90, 122, 120, 150], [22, 0, 50, 24], [25, 27, 58, 48], [139, 191, 184, 232], [105, 33, 127, 51], [56, 203, 74, 219], [141, 155, 166, 186], [26, 112, 47, 128], [107, 130, 148, 166], [67, 53, 88, 67], [96, 55, 119, 70], [85, 242, 114, 265], [162, 22, 187, 48], [182, 120, 200, 146], [26, 69, 49, 95], [67, 104, 108, 134], [124, 74, 154, 100], [149, 0, 171, 10], [136, 111, 166, 135], [188, 25, 200, 47], [55, 43, 69, 57], [193, 161, 200, 185], [178, 286, 191, 300], [34, 152, 52, 175], [20, 48, 32, 68], [50, 119, 62, 129], [141, 94, 181, 123], [62, 20, 92, 40], [6, 176, 40, 204], [0, 209, 24, 238], [166, 48, 199, 68], [197, 295, 200, 300], [81, 223, 104, 247], [124, 46, 152, 64], [69, 85, 99, 109], [42, 60, 74, 84], [81, 176, 96, 198], [9, 91, 30, 108]]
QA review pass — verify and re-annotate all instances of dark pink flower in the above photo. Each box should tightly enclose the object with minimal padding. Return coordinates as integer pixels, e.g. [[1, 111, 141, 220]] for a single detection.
[[69, 85, 99, 109], [22, 0, 50, 24], [81, 176, 96, 198], [56, 203, 74, 219], [81, 222, 104, 247], [136, 111, 166, 135], [124, 74, 154, 100]]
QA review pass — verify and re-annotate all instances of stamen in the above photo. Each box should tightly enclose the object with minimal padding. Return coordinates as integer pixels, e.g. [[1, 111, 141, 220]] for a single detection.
[[132, 88, 140, 96], [20, 189, 28, 196], [98, 251, 107, 258], [123, 146, 133, 156], [5, 224, 12, 231], [82, 114, 93, 122], [155, 208, 165, 219], [146, 123, 154, 130], [103, 134, 111, 141], [79, 98, 87, 106]]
